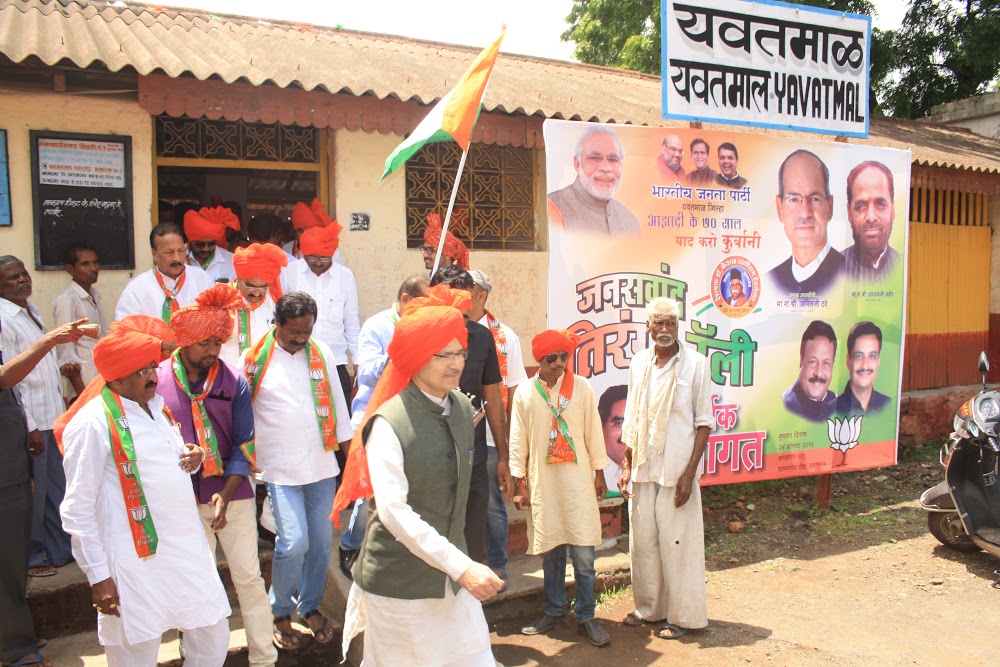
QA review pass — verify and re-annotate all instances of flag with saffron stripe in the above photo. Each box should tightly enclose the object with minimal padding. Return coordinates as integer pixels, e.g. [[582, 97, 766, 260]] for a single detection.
[[380, 27, 506, 181]]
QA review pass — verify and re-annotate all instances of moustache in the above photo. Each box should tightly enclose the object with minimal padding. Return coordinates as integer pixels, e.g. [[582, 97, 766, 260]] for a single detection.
[[144, 380, 157, 389], [808, 375, 828, 384]]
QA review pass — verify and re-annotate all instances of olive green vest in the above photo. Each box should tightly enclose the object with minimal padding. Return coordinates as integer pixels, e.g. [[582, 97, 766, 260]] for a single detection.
[[353, 382, 474, 599]]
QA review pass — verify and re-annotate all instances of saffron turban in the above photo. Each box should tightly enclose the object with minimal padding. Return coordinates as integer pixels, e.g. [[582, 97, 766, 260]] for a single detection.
[[299, 219, 343, 257], [423, 210, 470, 270], [532, 328, 581, 395], [332, 284, 471, 525], [183, 206, 240, 246], [55, 315, 176, 450], [233, 243, 288, 284], [292, 198, 333, 230], [170, 283, 243, 347]]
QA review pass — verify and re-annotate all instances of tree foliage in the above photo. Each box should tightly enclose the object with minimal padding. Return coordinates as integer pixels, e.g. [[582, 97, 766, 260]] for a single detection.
[[562, 0, 1000, 119]]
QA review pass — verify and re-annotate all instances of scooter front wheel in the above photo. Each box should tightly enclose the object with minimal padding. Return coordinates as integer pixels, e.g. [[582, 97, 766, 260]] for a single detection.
[[927, 511, 981, 553]]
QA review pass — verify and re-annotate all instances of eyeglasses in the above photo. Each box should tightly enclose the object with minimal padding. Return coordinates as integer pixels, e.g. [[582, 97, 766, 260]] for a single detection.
[[238, 280, 269, 292], [419, 246, 436, 255], [433, 349, 469, 361], [132, 366, 157, 379], [304, 255, 332, 263], [543, 351, 570, 364], [781, 193, 829, 209]]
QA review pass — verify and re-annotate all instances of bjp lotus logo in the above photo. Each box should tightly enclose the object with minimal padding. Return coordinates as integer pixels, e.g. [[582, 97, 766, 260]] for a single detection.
[[116, 416, 130, 431], [549, 427, 559, 441], [245, 363, 261, 376], [309, 369, 324, 381], [827, 415, 863, 467], [239, 333, 247, 345], [119, 461, 135, 478], [203, 425, 213, 441], [316, 405, 330, 418], [499, 343, 508, 355], [129, 505, 149, 523]]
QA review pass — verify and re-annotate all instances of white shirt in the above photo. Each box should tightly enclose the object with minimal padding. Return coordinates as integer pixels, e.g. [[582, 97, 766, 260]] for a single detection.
[[350, 305, 397, 428], [219, 293, 276, 369], [187, 246, 235, 283], [0, 298, 64, 431], [626, 346, 715, 487], [476, 314, 529, 448], [60, 393, 231, 646], [243, 338, 354, 485], [52, 281, 109, 390], [791, 243, 833, 283], [115, 266, 214, 321], [282, 260, 360, 365]]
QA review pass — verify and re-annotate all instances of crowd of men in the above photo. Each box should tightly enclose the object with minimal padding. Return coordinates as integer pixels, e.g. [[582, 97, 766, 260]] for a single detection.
[[0, 198, 714, 666]]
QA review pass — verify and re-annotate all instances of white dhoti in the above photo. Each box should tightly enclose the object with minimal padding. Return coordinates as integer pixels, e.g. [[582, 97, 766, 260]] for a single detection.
[[104, 617, 229, 667], [343, 582, 494, 667], [629, 480, 707, 629]]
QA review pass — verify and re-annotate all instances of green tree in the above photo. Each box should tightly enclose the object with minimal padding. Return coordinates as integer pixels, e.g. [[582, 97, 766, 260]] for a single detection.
[[880, 0, 1000, 118]]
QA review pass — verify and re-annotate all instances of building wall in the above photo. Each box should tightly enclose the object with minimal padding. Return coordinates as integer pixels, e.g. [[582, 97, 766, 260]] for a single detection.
[[332, 129, 550, 346], [0, 90, 154, 326]]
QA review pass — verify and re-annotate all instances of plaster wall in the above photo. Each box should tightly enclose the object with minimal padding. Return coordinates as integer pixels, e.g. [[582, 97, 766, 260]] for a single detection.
[[0, 90, 154, 326]]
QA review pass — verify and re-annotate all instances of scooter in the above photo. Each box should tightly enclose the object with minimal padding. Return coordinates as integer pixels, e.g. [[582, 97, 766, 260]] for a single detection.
[[920, 352, 1000, 585]]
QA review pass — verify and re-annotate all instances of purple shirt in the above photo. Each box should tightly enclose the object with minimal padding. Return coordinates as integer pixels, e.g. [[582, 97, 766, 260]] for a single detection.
[[156, 357, 254, 503]]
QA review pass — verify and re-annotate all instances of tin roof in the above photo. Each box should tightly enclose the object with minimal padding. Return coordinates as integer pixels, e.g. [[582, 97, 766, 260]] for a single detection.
[[2, 0, 999, 173]]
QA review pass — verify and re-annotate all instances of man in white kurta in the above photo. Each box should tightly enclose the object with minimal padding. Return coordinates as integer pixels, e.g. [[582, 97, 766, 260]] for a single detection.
[[116, 223, 214, 322], [184, 206, 240, 283], [242, 291, 353, 648], [619, 297, 714, 639], [337, 285, 502, 666], [52, 244, 108, 397], [219, 243, 287, 368], [59, 323, 231, 666], [509, 329, 611, 647]]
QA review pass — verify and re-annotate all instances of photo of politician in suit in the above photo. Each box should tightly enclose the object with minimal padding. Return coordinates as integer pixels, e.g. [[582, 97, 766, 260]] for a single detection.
[[782, 320, 837, 423]]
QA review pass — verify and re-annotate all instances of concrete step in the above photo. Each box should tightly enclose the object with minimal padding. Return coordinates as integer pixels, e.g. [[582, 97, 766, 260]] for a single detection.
[[504, 496, 627, 558], [28, 539, 275, 641]]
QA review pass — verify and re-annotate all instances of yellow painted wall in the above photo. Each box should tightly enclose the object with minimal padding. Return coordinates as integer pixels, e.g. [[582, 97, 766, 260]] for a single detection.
[[0, 90, 154, 325], [332, 129, 550, 343]]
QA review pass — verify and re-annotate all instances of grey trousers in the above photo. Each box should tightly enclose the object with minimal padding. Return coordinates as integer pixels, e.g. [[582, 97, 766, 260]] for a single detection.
[[0, 482, 37, 663]]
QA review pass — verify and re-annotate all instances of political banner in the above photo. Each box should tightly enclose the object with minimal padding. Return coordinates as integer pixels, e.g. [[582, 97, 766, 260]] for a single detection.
[[662, 0, 871, 137], [544, 119, 909, 488]]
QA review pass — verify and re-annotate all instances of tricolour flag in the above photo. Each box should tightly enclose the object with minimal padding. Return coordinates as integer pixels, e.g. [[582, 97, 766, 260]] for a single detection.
[[380, 27, 506, 181]]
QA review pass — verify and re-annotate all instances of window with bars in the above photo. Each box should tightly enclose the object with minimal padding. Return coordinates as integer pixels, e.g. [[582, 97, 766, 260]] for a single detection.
[[405, 142, 536, 250]]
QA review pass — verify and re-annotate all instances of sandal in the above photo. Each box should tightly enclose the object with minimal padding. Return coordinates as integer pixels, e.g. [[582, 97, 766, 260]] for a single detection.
[[657, 623, 687, 640], [27, 566, 56, 578], [7, 650, 52, 667], [272, 615, 302, 651], [622, 612, 647, 627], [302, 609, 335, 644]]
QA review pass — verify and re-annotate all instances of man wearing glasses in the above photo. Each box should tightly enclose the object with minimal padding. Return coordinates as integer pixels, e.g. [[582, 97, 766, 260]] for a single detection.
[[219, 243, 288, 368], [547, 125, 640, 237], [282, 222, 360, 405], [510, 329, 611, 647], [767, 149, 845, 296], [420, 210, 470, 273]]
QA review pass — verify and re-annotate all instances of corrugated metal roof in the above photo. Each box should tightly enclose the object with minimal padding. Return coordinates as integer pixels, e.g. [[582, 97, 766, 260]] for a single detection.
[[2, 0, 999, 174]]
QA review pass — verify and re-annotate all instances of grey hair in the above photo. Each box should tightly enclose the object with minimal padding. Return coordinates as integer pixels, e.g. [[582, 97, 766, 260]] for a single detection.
[[646, 297, 680, 321], [574, 125, 625, 160]]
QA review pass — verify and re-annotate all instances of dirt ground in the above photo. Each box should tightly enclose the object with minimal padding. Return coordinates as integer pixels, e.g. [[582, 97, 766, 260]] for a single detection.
[[491, 448, 1000, 666]]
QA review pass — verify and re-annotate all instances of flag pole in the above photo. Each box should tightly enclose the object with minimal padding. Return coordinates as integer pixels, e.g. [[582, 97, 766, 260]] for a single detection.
[[431, 149, 470, 276]]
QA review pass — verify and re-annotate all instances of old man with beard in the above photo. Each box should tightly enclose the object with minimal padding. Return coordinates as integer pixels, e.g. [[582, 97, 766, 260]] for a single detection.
[[843, 161, 901, 283], [782, 320, 837, 423], [547, 125, 640, 237]]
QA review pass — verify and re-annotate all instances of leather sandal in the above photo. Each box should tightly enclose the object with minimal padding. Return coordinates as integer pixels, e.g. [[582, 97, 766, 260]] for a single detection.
[[657, 623, 687, 640], [272, 615, 302, 650], [302, 609, 335, 644]]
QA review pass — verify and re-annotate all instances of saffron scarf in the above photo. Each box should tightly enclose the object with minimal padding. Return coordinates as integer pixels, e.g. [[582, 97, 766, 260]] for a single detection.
[[533, 373, 577, 464], [170, 350, 224, 477], [102, 386, 158, 557], [231, 281, 269, 355], [485, 311, 510, 408], [155, 269, 186, 324], [244, 329, 339, 451]]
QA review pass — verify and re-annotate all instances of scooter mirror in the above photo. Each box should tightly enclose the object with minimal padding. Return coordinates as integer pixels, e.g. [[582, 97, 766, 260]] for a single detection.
[[979, 351, 990, 376]]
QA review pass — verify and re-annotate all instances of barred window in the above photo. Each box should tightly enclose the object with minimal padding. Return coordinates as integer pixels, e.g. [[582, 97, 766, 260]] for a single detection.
[[405, 142, 536, 250]]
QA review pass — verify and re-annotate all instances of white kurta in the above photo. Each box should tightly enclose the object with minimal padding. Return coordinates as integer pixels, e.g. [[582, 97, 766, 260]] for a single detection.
[[218, 293, 275, 369], [242, 338, 354, 485], [188, 247, 235, 283], [115, 267, 214, 321], [60, 393, 231, 646], [281, 260, 360, 365], [342, 399, 493, 667], [509, 373, 611, 555]]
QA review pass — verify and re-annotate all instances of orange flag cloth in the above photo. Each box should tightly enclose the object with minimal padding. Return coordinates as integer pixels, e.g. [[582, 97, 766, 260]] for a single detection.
[[170, 283, 243, 347], [331, 285, 471, 526], [183, 206, 240, 246], [423, 209, 470, 270]]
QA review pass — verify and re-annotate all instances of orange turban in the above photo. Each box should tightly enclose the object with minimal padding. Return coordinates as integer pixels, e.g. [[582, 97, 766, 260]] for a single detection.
[[291, 198, 333, 230], [299, 220, 343, 257], [233, 243, 288, 284], [423, 210, 470, 270], [170, 283, 243, 347], [55, 315, 176, 450], [532, 328, 581, 395], [183, 206, 240, 246], [332, 284, 471, 525]]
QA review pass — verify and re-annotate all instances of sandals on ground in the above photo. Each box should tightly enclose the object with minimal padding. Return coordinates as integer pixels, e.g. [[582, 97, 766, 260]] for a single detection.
[[7, 650, 52, 667], [656, 623, 687, 640], [272, 615, 302, 650], [302, 609, 335, 644]]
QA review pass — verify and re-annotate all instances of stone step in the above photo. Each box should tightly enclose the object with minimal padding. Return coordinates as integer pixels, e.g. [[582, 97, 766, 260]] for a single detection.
[[504, 496, 627, 558], [28, 539, 275, 641]]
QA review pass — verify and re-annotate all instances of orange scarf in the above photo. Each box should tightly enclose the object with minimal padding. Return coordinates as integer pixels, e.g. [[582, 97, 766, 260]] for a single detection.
[[155, 269, 186, 324]]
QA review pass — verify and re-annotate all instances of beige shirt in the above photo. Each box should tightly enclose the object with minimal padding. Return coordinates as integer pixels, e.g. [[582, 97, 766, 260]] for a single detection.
[[509, 373, 610, 555], [548, 177, 641, 237], [52, 281, 108, 392]]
